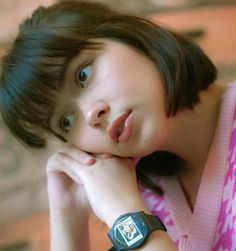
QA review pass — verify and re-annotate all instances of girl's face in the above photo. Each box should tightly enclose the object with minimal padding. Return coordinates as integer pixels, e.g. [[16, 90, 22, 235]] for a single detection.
[[50, 39, 171, 157]]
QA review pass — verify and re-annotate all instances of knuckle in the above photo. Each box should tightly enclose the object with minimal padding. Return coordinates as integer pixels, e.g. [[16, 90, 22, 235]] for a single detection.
[[59, 146, 89, 161], [46, 152, 64, 172]]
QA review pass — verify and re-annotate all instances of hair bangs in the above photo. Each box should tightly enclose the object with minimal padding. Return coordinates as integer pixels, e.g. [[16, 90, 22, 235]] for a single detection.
[[0, 24, 98, 147]]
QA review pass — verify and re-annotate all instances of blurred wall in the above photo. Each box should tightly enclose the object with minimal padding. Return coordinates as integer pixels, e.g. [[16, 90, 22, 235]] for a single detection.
[[0, 116, 50, 225], [0, 0, 55, 226]]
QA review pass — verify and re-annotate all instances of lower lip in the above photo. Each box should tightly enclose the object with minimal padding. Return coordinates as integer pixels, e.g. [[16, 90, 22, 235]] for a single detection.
[[118, 113, 134, 143]]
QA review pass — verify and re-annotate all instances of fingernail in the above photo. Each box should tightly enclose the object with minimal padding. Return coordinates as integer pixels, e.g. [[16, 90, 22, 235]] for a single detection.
[[100, 153, 113, 158], [129, 157, 140, 165], [83, 155, 95, 164]]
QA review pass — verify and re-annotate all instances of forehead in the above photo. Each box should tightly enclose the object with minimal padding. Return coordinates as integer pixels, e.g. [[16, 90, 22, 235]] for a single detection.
[[66, 38, 145, 68], [57, 38, 150, 97], [50, 40, 144, 104]]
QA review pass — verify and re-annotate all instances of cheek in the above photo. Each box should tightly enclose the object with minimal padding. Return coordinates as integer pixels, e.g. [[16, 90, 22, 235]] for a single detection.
[[69, 127, 107, 153], [103, 64, 140, 93]]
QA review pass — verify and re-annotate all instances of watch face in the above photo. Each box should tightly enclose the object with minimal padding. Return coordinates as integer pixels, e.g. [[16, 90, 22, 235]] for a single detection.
[[113, 215, 147, 248]]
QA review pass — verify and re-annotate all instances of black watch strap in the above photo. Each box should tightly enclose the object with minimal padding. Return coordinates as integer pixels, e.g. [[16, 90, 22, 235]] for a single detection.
[[108, 247, 116, 251], [145, 213, 166, 231]]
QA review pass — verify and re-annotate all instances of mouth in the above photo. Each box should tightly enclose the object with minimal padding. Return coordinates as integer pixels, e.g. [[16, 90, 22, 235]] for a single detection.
[[108, 110, 133, 143]]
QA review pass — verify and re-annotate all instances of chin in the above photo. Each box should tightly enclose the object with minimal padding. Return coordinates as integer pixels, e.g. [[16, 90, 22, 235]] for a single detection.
[[115, 147, 155, 159]]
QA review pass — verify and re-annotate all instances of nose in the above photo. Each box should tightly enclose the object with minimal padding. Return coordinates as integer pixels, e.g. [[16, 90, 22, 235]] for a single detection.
[[86, 101, 109, 128]]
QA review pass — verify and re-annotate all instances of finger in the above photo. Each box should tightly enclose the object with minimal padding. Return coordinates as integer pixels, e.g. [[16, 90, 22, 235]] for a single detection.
[[58, 145, 96, 165], [116, 157, 138, 172], [57, 152, 87, 177], [47, 152, 83, 184], [93, 153, 113, 159], [129, 157, 140, 166]]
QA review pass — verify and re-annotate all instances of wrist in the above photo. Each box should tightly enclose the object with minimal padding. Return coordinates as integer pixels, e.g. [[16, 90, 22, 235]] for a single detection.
[[50, 210, 90, 251], [50, 207, 90, 225], [105, 202, 150, 228]]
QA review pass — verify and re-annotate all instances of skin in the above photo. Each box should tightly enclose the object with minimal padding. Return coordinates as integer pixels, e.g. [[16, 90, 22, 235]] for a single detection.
[[50, 39, 170, 157], [47, 39, 226, 250]]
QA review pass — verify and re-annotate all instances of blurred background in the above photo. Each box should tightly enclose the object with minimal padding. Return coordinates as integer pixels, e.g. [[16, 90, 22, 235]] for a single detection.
[[0, 0, 236, 250]]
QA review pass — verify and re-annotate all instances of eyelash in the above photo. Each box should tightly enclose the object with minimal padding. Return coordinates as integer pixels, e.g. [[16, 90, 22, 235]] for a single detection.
[[55, 61, 93, 134], [74, 60, 93, 88], [57, 112, 75, 134]]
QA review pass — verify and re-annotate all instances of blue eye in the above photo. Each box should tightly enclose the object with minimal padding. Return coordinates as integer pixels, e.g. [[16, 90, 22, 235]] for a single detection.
[[60, 113, 75, 132], [76, 63, 92, 88]]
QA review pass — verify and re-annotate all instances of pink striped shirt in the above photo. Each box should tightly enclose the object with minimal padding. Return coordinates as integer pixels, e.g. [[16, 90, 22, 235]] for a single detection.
[[140, 83, 236, 251]]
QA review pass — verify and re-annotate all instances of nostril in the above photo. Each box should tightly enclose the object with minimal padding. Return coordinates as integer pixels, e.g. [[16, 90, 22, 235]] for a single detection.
[[94, 123, 100, 128], [87, 102, 109, 128], [98, 110, 105, 118]]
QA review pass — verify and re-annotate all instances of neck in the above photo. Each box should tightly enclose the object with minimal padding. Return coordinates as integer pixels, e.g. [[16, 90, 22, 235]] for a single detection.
[[165, 84, 226, 174], [164, 84, 226, 208]]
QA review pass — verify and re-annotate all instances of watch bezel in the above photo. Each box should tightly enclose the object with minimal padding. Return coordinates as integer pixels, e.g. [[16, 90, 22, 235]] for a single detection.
[[112, 213, 148, 250], [108, 211, 166, 251]]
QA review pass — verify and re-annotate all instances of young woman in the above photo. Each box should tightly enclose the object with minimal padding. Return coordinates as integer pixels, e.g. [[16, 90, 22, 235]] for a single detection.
[[0, 1, 235, 250]]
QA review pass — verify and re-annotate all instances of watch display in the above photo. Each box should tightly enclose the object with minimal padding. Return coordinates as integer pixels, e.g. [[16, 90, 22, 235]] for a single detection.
[[108, 211, 166, 251]]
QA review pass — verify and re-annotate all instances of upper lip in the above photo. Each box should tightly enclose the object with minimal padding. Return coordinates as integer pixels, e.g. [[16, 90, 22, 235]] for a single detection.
[[108, 110, 131, 142]]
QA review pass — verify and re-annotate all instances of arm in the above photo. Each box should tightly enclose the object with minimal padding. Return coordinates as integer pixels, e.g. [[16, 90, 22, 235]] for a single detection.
[[50, 207, 89, 251], [133, 231, 178, 251], [104, 202, 178, 251], [46, 148, 95, 251], [59, 150, 178, 251]]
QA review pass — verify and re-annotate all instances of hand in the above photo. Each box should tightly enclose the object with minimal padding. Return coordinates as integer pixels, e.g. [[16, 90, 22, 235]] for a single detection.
[[59, 152, 148, 227], [46, 145, 95, 219]]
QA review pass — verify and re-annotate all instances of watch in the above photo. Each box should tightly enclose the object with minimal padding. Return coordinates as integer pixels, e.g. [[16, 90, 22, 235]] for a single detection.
[[107, 211, 166, 251]]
